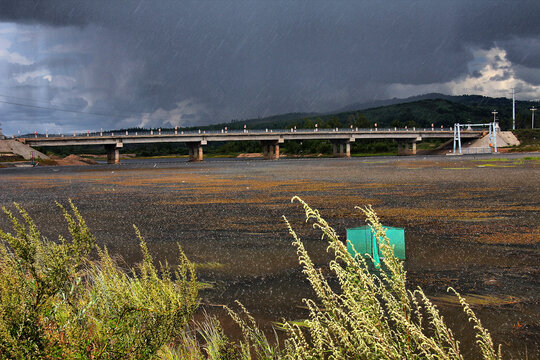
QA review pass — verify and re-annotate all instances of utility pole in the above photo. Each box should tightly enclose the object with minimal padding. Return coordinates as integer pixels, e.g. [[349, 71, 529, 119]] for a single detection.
[[492, 109, 498, 123], [512, 88, 516, 130], [531, 106, 536, 129]]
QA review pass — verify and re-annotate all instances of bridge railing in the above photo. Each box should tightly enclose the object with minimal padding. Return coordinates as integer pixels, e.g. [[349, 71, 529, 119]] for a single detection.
[[17, 126, 458, 139]]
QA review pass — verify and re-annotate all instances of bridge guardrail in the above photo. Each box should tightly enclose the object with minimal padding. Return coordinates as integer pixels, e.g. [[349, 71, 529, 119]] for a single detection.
[[16, 127, 459, 139]]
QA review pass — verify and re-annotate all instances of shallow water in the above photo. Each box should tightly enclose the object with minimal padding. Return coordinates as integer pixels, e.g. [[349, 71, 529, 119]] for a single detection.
[[1, 154, 538, 358]]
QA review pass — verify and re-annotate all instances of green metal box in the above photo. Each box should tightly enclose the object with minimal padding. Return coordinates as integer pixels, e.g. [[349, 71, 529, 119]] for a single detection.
[[346, 226, 406, 266]]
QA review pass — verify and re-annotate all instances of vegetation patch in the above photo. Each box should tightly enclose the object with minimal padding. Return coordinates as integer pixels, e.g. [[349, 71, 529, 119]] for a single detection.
[[0, 198, 504, 359], [37, 158, 58, 166], [430, 294, 523, 307], [195, 262, 227, 271], [476, 164, 516, 168], [473, 158, 510, 162], [0, 201, 198, 359], [0, 154, 25, 162]]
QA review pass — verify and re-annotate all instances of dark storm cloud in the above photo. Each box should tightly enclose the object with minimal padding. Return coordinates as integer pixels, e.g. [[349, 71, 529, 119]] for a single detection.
[[1, 0, 540, 133], [0, 0, 93, 26]]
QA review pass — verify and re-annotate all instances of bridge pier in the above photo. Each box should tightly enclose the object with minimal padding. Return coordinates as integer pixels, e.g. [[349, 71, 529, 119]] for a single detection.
[[187, 141, 205, 161], [105, 143, 122, 164], [331, 140, 351, 157], [397, 141, 417, 156], [261, 140, 280, 159]]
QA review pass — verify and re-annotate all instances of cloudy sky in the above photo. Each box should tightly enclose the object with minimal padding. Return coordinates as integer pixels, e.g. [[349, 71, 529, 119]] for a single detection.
[[1, 0, 540, 135]]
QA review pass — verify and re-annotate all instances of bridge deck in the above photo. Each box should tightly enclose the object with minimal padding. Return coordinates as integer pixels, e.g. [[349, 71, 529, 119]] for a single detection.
[[21, 128, 482, 147], [17, 128, 485, 163]]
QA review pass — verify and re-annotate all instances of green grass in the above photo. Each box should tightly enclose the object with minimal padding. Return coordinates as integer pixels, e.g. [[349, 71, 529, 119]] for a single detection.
[[476, 164, 515, 168], [133, 154, 189, 159], [0, 154, 25, 162], [195, 262, 227, 271], [473, 158, 510, 162], [37, 158, 58, 165], [351, 151, 397, 157]]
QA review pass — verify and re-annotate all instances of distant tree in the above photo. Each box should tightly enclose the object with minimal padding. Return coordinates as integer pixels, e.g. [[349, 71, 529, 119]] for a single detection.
[[353, 113, 370, 128], [327, 116, 341, 128], [303, 118, 315, 129], [391, 119, 402, 128], [406, 120, 418, 128]]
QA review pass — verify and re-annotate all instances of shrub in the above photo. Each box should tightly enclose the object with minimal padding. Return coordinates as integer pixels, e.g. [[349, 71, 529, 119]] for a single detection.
[[224, 197, 502, 359], [277, 197, 501, 359], [0, 201, 198, 359], [158, 314, 239, 360]]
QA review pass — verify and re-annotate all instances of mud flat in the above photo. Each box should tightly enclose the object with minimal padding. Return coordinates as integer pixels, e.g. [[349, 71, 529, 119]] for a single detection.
[[0, 154, 538, 358]]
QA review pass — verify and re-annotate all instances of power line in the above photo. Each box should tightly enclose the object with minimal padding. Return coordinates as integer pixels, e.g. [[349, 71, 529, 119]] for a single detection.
[[0, 93, 142, 118], [0, 99, 138, 119], [0, 93, 71, 105]]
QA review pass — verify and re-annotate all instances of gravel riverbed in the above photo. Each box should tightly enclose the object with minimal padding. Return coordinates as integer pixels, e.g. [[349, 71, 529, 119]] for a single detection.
[[1, 153, 538, 358]]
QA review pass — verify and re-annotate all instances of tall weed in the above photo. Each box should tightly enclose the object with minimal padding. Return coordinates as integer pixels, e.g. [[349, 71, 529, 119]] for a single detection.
[[277, 196, 501, 360], [0, 201, 198, 359]]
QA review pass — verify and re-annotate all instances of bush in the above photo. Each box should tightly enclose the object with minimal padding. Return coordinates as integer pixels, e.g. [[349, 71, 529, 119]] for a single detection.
[[512, 129, 540, 145], [0, 201, 198, 359], [276, 197, 501, 359]]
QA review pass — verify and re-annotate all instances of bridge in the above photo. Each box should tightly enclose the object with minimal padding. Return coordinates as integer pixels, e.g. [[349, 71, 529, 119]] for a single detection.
[[19, 127, 483, 164]]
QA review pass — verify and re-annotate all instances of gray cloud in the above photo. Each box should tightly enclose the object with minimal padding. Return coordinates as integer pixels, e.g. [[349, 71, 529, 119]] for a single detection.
[[0, 0, 540, 134]]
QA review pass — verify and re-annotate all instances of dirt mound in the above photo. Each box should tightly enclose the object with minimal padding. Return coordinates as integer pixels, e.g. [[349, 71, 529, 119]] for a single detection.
[[237, 153, 263, 158], [466, 131, 520, 148], [54, 154, 98, 166]]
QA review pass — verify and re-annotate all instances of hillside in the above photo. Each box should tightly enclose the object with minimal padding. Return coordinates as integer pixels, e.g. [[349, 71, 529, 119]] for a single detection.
[[197, 94, 539, 131], [34, 95, 540, 158], [25, 94, 539, 138]]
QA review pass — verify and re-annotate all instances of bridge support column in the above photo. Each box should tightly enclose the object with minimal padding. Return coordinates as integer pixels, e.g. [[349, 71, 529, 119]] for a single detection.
[[397, 141, 417, 156], [261, 140, 280, 160], [105, 143, 122, 164], [331, 140, 351, 157], [187, 142, 204, 161]]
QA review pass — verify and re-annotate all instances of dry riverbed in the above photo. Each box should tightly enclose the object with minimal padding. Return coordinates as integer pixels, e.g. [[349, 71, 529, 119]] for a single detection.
[[0, 154, 538, 358]]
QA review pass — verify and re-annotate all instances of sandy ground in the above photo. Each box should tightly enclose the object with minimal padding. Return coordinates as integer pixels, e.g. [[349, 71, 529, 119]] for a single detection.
[[48, 154, 98, 166], [0, 154, 538, 358]]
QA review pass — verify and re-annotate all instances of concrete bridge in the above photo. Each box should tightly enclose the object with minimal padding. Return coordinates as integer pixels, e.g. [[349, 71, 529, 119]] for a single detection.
[[19, 127, 483, 164]]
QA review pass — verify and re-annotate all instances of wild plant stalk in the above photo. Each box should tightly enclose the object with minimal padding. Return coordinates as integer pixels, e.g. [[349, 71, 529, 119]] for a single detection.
[[0, 201, 198, 359], [276, 196, 501, 360], [158, 314, 239, 360], [224, 300, 282, 359]]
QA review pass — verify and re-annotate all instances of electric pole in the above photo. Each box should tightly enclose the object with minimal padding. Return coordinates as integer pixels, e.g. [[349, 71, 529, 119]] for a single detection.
[[512, 88, 516, 130], [531, 107, 536, 129]]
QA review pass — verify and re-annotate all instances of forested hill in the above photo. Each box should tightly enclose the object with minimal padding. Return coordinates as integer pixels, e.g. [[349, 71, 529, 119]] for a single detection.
[[194, 94, 539, 132], [109, 94, 539, 135]]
